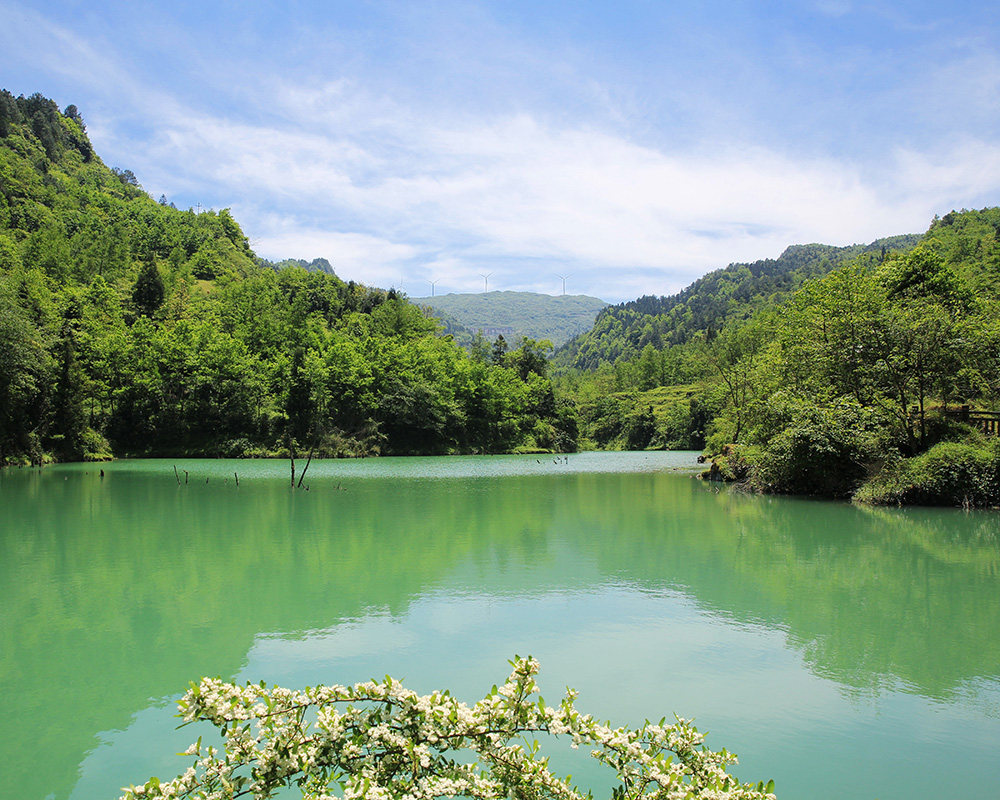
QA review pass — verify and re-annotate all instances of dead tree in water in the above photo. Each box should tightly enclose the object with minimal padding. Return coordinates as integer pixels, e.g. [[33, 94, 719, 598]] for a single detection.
[[297, 439, 317, 488]]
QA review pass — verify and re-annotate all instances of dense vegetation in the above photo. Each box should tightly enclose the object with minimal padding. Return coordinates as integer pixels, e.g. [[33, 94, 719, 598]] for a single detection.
[[554, 209, 1000, 505], [0, 91, 576, 464], [411, 290, 607, 348], [555, 236, 920, 370], [6, 89, 1000, 505]]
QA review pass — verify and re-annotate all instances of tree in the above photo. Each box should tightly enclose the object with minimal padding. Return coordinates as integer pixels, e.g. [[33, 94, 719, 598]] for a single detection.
[[491, 334, 508, 366], [285, 347, 314, 447], [0, 89, 22, 137], [50, 320, 87, 459], [132, 259, 166, 317], [0, 281, 50, 463], [112, 167, 140, 188], [120, 657, 775, 800], [625, 404, 657, 450], [635, 343, 661, 391], [708, 318, 771, 444], [469, 331, 489, 364], [0, 233, 20, 271], [63, 104, 82, 126], [506, 336, 553, 381]]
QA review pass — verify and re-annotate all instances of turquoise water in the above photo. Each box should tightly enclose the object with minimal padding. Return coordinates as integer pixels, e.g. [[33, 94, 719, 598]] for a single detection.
[[1, 452, 999, 799]]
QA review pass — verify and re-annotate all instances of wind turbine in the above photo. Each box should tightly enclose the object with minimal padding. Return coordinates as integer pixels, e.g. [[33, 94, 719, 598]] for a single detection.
[[555, 273, 573, 296], [428, 279, 439, 297], [479, 272, 494, 293]]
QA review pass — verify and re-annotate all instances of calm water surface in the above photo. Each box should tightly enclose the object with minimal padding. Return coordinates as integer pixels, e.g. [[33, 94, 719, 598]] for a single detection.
[[2, 452, 999, 800]]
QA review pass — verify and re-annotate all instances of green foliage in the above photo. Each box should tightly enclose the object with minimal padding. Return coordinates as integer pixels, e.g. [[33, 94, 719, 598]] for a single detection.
[[121, 657, 775, 800], [555, 236, 919, 370], [0, 91, 574, 463], [742, 395, 889, 498], [564, 383, 710, 451], [924, 207, 1000, 292], [0, 275, 50, 462], [700, 235, 1000, 497], [856, 440, 1000, 507], [556, 209, 1000, 503], [132, 259, 166, 316]]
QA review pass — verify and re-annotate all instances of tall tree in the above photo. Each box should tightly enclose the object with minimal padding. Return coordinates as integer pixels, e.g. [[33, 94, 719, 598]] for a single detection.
[[132, 259, 165, 317]]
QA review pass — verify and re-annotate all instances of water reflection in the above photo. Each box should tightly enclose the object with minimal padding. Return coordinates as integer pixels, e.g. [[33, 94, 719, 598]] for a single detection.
[[2, 455, 999, 800]]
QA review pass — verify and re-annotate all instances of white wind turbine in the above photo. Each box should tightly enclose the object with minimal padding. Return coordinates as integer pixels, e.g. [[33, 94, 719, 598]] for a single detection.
[[555, 273, 573, 296]]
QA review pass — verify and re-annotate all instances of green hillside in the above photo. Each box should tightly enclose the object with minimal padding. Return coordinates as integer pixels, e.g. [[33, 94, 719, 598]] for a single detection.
[[554, 235, 920, 369], [0, 91, 577, 463], [556, 207, 1000, 505], [8, 88, 1000, 501], [410, 290, 607, 348]]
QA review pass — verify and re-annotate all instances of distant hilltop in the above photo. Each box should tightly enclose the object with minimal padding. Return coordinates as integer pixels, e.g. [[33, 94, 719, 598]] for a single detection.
[[410, 290, 608, 348]]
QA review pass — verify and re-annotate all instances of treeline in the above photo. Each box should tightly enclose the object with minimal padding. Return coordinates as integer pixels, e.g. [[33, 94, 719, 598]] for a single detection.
[[257, 256, 338, 275], [0, 91, 576, 464], [555, 208, 1000, 505], [9, 88, 1000, 502]]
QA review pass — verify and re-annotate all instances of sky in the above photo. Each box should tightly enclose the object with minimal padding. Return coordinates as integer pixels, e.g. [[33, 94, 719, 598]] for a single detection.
[[3, 1, 1000, 302]]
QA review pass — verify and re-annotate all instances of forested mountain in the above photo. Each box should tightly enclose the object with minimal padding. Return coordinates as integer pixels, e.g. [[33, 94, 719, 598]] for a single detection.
[[555, 235, 920, 369], [7, 88, 1000, 503], [556, 207, 1000, 504], [0, 91, 576, 464], [410, 290, 607, 348]]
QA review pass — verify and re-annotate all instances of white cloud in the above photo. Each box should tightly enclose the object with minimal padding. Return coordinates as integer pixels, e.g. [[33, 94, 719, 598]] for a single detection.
[[814, 1, 853, 17], [251, 224, 419, 288], [893, 139, 1000, 205], [124, 89, 982, 299], [10, 1, 1000, 301]]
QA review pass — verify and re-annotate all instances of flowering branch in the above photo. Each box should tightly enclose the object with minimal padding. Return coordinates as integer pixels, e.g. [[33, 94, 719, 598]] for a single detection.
[[119, 657, 776, 800]]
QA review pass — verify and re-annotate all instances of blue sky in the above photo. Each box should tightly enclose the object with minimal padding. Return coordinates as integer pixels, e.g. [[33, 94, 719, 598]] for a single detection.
[[3, 1, 1000, 301]]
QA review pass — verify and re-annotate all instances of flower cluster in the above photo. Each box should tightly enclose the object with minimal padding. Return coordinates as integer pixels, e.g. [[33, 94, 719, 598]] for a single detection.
[[120, 657, 776, 800]]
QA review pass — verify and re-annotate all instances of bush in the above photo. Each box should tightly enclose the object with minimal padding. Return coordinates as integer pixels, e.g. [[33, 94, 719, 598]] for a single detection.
[[80, 426, 113, 461], [735, 395, 889, 498], [856, 440, 1000, 507], [751, 409, 877, 496], [701, 443, 754, 483]]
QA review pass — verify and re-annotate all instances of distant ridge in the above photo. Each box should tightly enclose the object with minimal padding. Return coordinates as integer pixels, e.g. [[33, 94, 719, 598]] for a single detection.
[[257, 256, 337, 275], [411, 290, 608, 348], [554, 234, 921, 369]]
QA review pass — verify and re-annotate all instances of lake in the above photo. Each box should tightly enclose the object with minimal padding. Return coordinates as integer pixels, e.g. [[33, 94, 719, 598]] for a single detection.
[[1, 452, 999, 800]]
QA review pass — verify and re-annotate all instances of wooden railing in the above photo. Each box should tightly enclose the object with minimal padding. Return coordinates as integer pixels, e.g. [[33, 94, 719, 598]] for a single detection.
[[942, 406, 1000, 436]]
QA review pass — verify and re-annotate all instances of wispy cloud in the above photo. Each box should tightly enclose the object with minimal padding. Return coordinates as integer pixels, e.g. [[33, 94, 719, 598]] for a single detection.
[[5, 0, 1000, 301], [128, 93, 946, 297]]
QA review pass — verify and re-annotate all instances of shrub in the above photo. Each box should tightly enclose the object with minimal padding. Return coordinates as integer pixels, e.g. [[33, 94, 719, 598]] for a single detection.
[[741, 395, 889, 498], [856, 440, 1000, 507]]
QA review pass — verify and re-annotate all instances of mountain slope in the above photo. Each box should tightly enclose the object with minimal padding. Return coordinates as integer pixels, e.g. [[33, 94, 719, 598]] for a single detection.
[[555, 235, 920, 369], [410, 290, 607, 347], [0, 90, 577, 462]]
